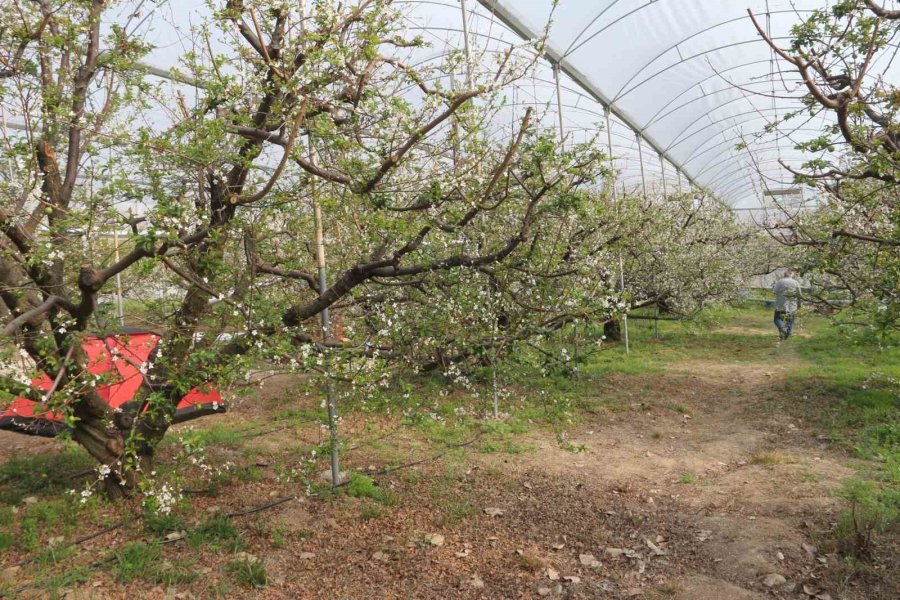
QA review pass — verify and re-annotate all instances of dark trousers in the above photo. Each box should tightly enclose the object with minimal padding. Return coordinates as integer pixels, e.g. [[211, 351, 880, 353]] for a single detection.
[[774, 310, 795, 339]]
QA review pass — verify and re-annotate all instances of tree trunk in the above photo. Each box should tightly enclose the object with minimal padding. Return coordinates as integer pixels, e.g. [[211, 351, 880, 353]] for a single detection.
[[71, 381, 176, 498], [604, 319, 621, 342]]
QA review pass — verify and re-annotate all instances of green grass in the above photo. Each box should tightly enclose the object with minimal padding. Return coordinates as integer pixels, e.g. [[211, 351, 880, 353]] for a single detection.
[[780, 315, 899, 474], [676, 472, 695, 484], [226, 556, 267, 588], [0, 445, 92, 504], [113, 541, 162, 582], [112, 540, 197, 585], [188, 515, 244, 552], [346, 473, 395, 505]]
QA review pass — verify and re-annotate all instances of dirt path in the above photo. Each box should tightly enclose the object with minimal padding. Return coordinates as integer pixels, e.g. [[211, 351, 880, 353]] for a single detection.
[[465, 334, 866, 599], [3, 321, 892, 600], [250, 326, 881, 599]]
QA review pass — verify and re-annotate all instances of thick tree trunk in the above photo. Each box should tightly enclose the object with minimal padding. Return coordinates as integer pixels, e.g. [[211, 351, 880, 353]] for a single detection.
[[71, 379, 176, 498], [604, 319, 621, 342]]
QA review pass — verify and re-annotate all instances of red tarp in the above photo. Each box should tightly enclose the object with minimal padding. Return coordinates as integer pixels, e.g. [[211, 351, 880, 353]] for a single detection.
[[1, 332, 224, 437]]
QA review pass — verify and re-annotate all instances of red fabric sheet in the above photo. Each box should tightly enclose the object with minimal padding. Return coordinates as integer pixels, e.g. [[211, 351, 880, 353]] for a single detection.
[[1, 333, 221, 424]]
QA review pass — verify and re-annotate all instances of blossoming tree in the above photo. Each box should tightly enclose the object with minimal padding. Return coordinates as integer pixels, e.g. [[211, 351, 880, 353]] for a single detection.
[[749, 0, 900, 333]]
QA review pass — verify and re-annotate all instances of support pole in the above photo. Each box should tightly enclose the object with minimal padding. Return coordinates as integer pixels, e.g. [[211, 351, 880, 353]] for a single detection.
[[314, 202, 340, 486], [302, 0, 339, 486], [606, 109, 629, 355], [460, 0, 473, 86], [113, 229, 125, 327], [659, 153, 667, 201], [554, 62, 576, 371], [677, 169, 683, 194], [637, 132, 647, 198], [553, 63, 565, 149]]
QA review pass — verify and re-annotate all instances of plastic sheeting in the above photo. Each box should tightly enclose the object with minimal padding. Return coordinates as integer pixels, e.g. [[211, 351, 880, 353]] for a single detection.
[[424, 0, 856, 210], [4, 1, 882, 210]]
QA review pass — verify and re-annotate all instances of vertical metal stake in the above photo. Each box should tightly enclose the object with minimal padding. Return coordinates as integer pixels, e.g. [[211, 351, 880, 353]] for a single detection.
[[606, 109, 629, 355], [637, 133, 647, 198], [113, 229, 125, 327], [659, 153, 667, 201], [315, 201, 341, 486], [553, 64, 565, 149], [459, 0, 473, 86]]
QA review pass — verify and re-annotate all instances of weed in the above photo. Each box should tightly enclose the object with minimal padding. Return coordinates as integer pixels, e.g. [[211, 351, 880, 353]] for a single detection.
[[346, 473, 395, 505], [751, 452, 794, 465], [0, 530, 13, 552], [437, 499, 473, 526], [656, 582, 679, 596], [556, 432, 587, 453], [227, 557, 267, 588], [359, 501, 384, 521], [271, 524, 287, 548], [676, 472, 695, 484], [659, 401, 690, 415], [514, 548, 545, 572], [177, 424, 246, 450], [189, 515, 244, 552], [209, 580, 234, 598], [39, 565, 90, 598], [835, 479, 899, 560], [17, 499, 77, 552], [113, 541, 162, 582], [144, 509, 186, 535], [0, 446, 92, 504]]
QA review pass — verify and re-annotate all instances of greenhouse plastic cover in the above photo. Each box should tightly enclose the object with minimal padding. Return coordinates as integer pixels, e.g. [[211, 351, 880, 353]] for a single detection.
[[414, 0, 855, 210], [5, 0, 883, 211]]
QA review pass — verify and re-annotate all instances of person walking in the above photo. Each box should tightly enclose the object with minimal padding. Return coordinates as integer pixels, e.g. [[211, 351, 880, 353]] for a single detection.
[[773, 270, 801, 341]]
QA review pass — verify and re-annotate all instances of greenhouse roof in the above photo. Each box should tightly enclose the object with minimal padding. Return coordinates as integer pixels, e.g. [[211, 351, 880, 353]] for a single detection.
[[450, 0, 852, 210], [4, 1, 881, 212]]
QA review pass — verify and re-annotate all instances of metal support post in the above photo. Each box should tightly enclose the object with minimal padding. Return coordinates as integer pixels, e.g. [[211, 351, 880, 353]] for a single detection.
[[460, 0, 473, 86], [606, 109, 629, 355], [113, 229, 125, 327], [637, 132, 647, 198], [659, 153, 667, 200], [553, 63, 565, 148]]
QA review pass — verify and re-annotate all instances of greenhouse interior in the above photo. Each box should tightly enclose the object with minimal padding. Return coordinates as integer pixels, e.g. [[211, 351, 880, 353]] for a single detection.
[[0, 1, 897, 598]]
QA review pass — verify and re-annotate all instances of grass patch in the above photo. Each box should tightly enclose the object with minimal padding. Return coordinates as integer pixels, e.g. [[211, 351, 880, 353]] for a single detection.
[[358, 501, 384, 521], [0, 446, 92, 504], [676, 472, 695, 484], [143, 509, 186, 535], [189, 515, 244, 552], [346, 473, 395, 505], [227, 556, 267, 588], [112, 540, 197, 585], [37, 565, 91, 598], [751, 452, 795, 466], [113, 541, 162, 582]]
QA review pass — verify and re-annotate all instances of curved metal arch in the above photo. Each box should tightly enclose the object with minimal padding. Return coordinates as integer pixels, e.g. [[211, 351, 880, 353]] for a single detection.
[[663, 83, 803, 153], [562, 0, 627, 57], [647, 64, 802, 131], [688, 130, 836, 188], [609, 9, 814, 102], [692, 135, 830, 186], [614, 35, 794, 103], [676, 104, 832, 167], [685, 125, 839, 176], [715, 166, 782, 203], [714, 158, 798, 202], [706, 144, 800, 185], [474, 0, 703, 189], [703, 152, 811, 197], [666, 99, 817, 157]]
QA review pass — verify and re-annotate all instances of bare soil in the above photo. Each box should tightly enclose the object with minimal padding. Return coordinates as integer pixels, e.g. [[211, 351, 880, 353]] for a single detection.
[[2, 333, 896, 600]]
